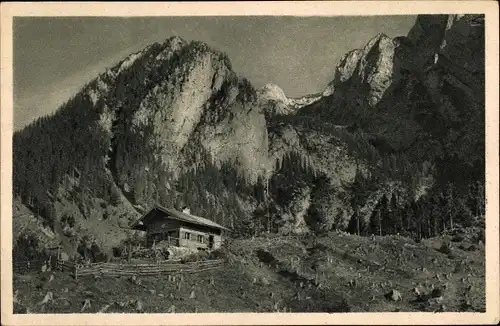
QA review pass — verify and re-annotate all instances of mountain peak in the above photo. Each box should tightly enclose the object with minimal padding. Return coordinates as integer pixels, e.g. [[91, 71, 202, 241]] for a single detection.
[[322, 31, 397, 105], [164, 35, 186, 45], [258, 83, 288, 103]]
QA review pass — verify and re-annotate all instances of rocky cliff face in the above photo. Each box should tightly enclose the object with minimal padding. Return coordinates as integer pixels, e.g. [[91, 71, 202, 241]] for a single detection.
[[13, 15, 485, 251], [90, 37, 270, 184], [322, 33, 400, 107], [14, 37, 275, 249], [302, 14, 484, 167]]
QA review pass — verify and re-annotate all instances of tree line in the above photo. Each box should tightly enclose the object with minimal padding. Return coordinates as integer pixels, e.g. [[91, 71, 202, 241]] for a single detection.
[[346, 178, 485, 239]]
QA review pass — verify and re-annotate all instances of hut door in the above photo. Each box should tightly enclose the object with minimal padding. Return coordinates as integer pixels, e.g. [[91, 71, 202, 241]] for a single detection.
[[208, 235, 214, 249]]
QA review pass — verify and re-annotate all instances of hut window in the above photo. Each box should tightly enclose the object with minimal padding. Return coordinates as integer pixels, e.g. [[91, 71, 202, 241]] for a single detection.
[[184, 232, 191, 240], [197, 235, 204, 243]]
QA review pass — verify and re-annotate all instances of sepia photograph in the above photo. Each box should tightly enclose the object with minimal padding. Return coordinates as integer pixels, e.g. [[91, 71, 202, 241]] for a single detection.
[[1, 1, 499, 325]]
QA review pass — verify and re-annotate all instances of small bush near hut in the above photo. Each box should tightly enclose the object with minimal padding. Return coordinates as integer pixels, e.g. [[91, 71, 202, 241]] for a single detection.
[[207, 249, 227, 260], [181, 251, 210, 263]]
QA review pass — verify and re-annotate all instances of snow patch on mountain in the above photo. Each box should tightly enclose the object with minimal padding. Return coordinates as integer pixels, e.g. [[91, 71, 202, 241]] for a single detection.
[[258, 83, 321, 116]]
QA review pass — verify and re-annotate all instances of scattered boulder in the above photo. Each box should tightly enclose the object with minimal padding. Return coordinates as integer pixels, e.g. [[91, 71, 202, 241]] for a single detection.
[[135, 300, 144, 312], [413, 286, 424, 296], [149, 289, 156, 295], [385, 289, 402, 301], [189, 290, 196, 299], [168, 304, 176, 313], [13, 290, 19, 304]]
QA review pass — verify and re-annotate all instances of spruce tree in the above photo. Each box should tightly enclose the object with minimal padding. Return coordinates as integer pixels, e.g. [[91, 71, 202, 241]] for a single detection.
[[350, 167, 367, 236], [379, 194, 389, 236], [369, 199, 382, 236], [389, 193, 399, 234]]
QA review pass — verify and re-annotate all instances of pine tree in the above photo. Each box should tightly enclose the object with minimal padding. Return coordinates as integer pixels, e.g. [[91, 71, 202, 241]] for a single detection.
[[350, 168, 367, 236], [379, 194, 389, 236], [444, 183, 457, 230], [476, 180, 485, 217], [369, 199, 382, 236], [389, 193, 399, 234]]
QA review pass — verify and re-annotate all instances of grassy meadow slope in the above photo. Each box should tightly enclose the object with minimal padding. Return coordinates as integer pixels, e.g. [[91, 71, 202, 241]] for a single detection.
[[14, 230, 484, 313]]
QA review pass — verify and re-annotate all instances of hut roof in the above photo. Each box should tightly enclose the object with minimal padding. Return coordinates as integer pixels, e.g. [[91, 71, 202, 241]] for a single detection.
[[129, 204, 230, 232]]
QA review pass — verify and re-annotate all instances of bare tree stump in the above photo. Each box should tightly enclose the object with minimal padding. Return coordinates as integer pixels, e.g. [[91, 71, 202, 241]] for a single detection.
[[81, 299, 91, 312]]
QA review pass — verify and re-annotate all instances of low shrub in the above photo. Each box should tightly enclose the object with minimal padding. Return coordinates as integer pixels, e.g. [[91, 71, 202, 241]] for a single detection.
[[13, 233, 48, 262], [77, 237, 108, 263], [181, 251, 209, 263], [438, 242, 451, 255], [61, 214, 76, 228], [112, 246, 123, 258], [207, 249, 227, 260]]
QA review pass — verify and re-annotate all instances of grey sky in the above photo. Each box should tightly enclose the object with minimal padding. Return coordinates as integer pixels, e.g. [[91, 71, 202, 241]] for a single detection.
[[13, 16, 416, 130]]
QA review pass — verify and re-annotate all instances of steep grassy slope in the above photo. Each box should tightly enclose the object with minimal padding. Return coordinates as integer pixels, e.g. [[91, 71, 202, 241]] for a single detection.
[[13, 230, 484, 313]]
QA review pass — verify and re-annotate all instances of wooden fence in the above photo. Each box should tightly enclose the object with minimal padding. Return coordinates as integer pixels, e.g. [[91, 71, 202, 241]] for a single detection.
[[14, 256, 225, 279], [13, 255, 59, 274], [72, 259, 224, 279], [13, 259, 49, 274]]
